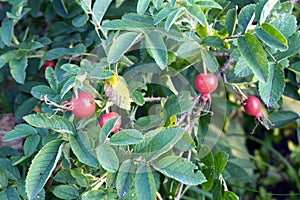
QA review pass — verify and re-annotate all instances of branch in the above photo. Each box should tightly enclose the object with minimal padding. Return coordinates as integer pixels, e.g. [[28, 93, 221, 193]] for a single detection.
[[216, 57, 234, 79]]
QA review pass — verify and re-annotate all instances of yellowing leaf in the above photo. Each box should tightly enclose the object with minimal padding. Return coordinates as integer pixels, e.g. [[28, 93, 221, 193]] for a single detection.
[[104, 73, 132, 110]]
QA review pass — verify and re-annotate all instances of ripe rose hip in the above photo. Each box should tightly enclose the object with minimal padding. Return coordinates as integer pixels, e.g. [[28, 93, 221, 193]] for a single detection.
[[100, 112, 121, 133], [243, 96, 261, 117], [194, 73, 218, 94], [70, 92, 96, 117], [42, 60, 55, 70]]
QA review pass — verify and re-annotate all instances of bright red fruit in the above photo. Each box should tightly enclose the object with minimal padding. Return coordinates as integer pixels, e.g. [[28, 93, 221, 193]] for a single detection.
[[70, 92, 96, 117], [100, 112, 121, 133], [194, 73, 218, 94], [42, 60, 55, 70], [243, 96, 261, 117]]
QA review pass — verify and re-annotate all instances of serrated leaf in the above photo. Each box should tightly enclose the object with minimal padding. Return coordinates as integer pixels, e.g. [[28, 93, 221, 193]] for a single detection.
[[43, 44, 86, 60], [31, 85, 57, 101], [186, 5, 206, 26], [23, 113, 76, 134], [234, 57, 253, 77], [165, 8, 185, 31], [52, 185, 79, 200], [237, 33, 269, 83], [270, 15, 297, 38], [69, 133, 98, 168], [145, 128, 185, 162], [137, 0, 151, 14], [0, 50, 18, 68], [81, 190, 105, 200], [102, 19, 152, 31], [96, 144, 119, 172], [15, 97, 39, 123], [107, 32, 141, 64], [9, 55, 28, 84], [255, 23, 288, 51], [153, 6, 174, 25], [269, 111, 299, 129], [153, 0, 164, 9], [174, 132, 196, 152], [18, 41, 44, 51], [225, 8, 237, 36], [45, 67, 59, 92], [0, 159, 21, 181], [92, 0, 112, 23], [99, 117, 121, 144], [196, 0, 222, 9], [135, 164, 156, 200], [214, 151, 229, 176], [116, 159, 135, 198], [258, 0, 278, 24], [275, 32, 300, 61], [25, 140, 64, 200], [110, 129, 143, 145], [202, 36, 224, 48], [258, 64, 285, 108], [3, 124, 36, 142], [0, 187, 21, 200], [0, 19, 13, 46], [201, 49, 218, 73], [153, 156, 206, 185], [24, 134, 40, 157], [60, 76, 76, 98], [144, 31, 168, 70], [164, 91, 194, 116], [238, 4, 255, 33], [134, 115, 164, 131]]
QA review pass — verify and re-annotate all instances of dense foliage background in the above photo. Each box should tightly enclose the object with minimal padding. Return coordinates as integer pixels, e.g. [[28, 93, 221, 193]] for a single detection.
[[0, 0, 299, 199]]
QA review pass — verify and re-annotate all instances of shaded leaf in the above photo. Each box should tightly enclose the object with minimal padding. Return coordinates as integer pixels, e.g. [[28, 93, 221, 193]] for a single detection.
[[137, 0, 151, 14], [9, 55, 28, 84], [110, 129, 143, 145], [52, 185, 79, 200], [0, 187, 21, 200], [214, 151, 229, 176], [164, 91, 194, 116], [135, 164, 156, 200], [92, 0, 112, 23], [96, 144, 119, 172], [0, 19, 13, 46], [258, 0, 278, 24], [269, 111, 299, 129], [24, 134, 40, 157], [43, 44, 86, 60], [201, 48, 218, 73], [99, 117, 121, 143], [275, 32, 300, 61], [103, 19, 152, 31], [238, 4, 255, 33], [186, 5, 206, 26], [165, 8, 185, 31], [225, 8, 237, 36], [3, 124, 36, 142], [116, 159, 135, 198]]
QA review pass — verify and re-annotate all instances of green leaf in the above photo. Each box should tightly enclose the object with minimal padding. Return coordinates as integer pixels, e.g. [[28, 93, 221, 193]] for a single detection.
[[174, 132, 196, 152], [135, 164, 156, 200], [196, 1, 222, 9], [31, 85, 57, 101], [269, 111, 299, 129], [0, 187, 21, 200], [110, 129, 143, 145], [25, 140, 64, 200], [53, 185, 79, 200], [72, 14, 89, 27], [199, 145, 214, 167], [107, 32, 141, 64], [51, 0, 68, 17], [99, 117, 121, 144], [24, 134, 40, 157], [153, 6, 174, 25], [9, 55, 28, 84], [18, 41, 44, 51], [134, 115, 164, 131], [275, 32, 300, 61], [164, 91, 194, 116], [144, 31, 168, 70], [43, 44, 86, 60], [15, 97, 39, 123], [202, 168, 214, 191], [69, 133, 98, 168], [201, 49, 218, 73], [258, 0, 278, 24], [270, 15, 297, 38], [237, 33, 269, 83], [145, 128, 186, 162], [186, 5, 206, 26], [137, 0, 151, 14], [102, 19, 152, 31], [81, 190, 105, 200], [165, 8, 185, 31], [70, 168, 89, 188], [0, 19, 13, 46], [0, 159, 21, 181], [79, 0, 91, 12], [0, 167, 8, 189], [92, 0, 112, 23], [60, 76, 76, 98], [45, 67, 59, 92], [153, 0, 164, 10], [234, 57, 253, 78], [214, 151, 229, 176], [202, 36, 224, 48], [116, 159, 135, 198], [153, 156, 206, 185], [258, 64, 285, 108], [238, 4, 255, 33], [96, 144, 119, 172], [225, 8, 237, 36], [224, 191, 239, 200], [255, 23, 288, 51], [23, 113, 76, 134], [3, 124, 36, 142], [0, 50, 18, 69]]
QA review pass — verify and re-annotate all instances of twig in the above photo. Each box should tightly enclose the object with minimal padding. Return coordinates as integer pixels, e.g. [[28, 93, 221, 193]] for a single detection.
[[144, 97, 167, 102], [216, 57, 234, 79]]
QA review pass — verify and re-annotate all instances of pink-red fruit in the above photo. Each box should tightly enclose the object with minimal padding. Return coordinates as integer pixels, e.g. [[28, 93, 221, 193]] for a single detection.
[[194, 73, 218, 94], [42, 60, 55, 70], [100, 112, 121, 133], [70, 92, 96, 117], [243, 96, 261, 117]]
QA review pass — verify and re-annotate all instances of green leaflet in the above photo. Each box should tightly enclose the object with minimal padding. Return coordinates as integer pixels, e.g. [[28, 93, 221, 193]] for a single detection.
[[225, 8, 237, 36], [25, 140, 64, 200], [255, 23, 288, 51], [237, 33, 269, 83], [116, 159, 135, 198], [96, 144, 119, 172], [258, 64, 285, 108], [153, 156, 207, 185], [135, 164, 156, 200]]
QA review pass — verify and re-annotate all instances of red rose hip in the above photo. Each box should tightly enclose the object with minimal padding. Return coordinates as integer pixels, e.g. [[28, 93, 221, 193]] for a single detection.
[[70, 92, 96, 117], [42, 60, 55, 70], [243, 96, 261, 117], [194, 73, 218, 94], [100, 112, 121, 133]]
